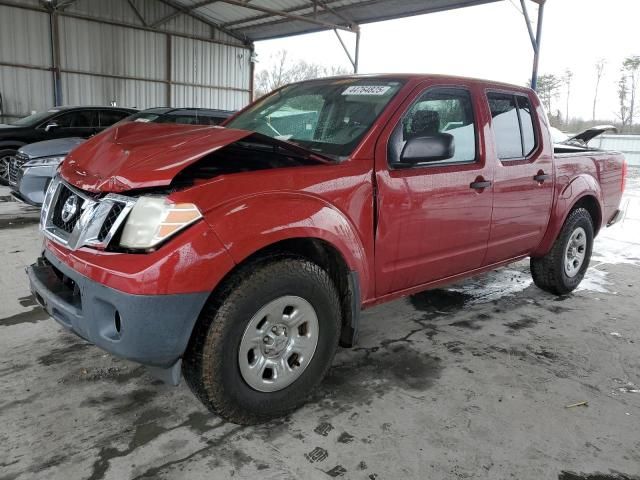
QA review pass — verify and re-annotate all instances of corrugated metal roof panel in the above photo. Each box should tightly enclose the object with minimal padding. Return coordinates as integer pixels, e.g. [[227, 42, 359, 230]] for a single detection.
[[61, 72, 164, 110], [59, 17, 167, 81], [0, 5, 51, 68], [176, 0, 501, 41], [172, 36, 250, 90], [0, 65, 53, 119], [171, 84, 249, 110]]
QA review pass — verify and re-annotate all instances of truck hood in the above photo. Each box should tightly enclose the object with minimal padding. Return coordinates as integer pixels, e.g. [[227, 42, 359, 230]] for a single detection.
[[560, 125, 617, 146], [60, 122, 256, 192], [19, 137, 85, 159]]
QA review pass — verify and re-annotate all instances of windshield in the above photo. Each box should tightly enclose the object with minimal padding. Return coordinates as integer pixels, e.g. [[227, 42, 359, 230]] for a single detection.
[[10, 110, 58, 127], [226, 78, 405, 158], [124, 109, 226, 126]]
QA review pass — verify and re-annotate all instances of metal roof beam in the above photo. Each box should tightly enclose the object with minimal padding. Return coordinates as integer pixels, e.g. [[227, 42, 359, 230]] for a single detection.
[[222, 0, 345, 28], [156, 0, 249, 43], [127, 0, 148, 27], [151, 0, 219, 28], [216, 0, 355, 32]]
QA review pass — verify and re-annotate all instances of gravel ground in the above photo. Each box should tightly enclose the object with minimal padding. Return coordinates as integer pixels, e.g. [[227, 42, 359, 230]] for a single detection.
[[1, 171, 639, 480]]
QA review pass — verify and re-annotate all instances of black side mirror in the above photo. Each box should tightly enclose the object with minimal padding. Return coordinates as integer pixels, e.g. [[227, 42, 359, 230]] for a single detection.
[[399, 133, 455, 166]]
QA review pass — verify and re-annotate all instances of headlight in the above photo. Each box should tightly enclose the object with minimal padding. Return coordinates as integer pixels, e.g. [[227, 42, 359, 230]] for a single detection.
[[24, 156, 66, 168], [119, 196, 202, 249]]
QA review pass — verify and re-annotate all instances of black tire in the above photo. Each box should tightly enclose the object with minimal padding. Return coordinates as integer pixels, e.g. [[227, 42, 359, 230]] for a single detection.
[[183, 256, 342, 425], [530, 207, 594, 295], [0, 149, 17, 185]]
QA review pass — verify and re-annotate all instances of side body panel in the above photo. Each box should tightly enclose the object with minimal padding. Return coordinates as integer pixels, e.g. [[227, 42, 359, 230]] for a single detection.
[[532, 151, 625, 257], [483, 89, 555, 264]]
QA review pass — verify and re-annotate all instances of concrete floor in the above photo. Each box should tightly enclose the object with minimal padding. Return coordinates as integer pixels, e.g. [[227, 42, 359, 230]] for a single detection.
[[1, 173, 639, 480]]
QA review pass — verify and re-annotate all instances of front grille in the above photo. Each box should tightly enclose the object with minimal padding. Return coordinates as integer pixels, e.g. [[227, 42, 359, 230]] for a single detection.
[[51, 185, 83, 233], [42, 177, 136, 251], [98, 202, 124, 241], [8, 152, 28, 185]]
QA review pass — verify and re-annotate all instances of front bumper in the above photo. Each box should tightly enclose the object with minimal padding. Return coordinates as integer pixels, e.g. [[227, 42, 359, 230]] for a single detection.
[[14, 164, 56, 206], [27, 249, 209, 380]]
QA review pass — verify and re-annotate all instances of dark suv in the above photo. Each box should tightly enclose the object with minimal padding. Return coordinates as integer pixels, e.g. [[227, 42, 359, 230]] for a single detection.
[[0, 106, 137, 184]]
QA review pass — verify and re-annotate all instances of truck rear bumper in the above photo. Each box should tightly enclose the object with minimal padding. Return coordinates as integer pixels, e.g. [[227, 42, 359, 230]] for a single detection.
[[27, 249, 209, 381], [607, 208, 624, 227]]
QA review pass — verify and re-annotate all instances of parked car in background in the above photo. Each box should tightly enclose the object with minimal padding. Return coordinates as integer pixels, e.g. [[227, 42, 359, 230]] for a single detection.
[[0, 106, 137, 185], [125, 107, 234, 125], [28, 75, 626, 424], [8, 137, 85, 205], [9, 107, 236, 206]]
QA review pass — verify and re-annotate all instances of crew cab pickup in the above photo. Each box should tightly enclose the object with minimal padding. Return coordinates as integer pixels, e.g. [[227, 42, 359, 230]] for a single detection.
[[27, 75, 626, 424]]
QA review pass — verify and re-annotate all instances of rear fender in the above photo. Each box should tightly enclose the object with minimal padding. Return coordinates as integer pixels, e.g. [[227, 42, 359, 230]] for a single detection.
[[533, 174, 603, 256], [204, 192, 371, 299]]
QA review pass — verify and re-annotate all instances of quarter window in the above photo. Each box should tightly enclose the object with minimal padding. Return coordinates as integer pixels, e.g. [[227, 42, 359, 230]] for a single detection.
[[388, 88, 477, 166], [487, 92, 537, 160]]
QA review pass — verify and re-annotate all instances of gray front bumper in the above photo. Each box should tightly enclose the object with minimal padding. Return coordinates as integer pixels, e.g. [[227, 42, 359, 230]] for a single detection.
[[14, 164, 56, 206], [27, 250, 209, 382]]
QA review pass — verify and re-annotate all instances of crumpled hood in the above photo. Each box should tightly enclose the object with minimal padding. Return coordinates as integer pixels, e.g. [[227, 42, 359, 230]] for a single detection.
[[60, 122, 254, 192]]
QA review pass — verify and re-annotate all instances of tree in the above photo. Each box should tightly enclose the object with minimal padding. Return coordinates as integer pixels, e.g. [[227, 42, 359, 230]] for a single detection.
[[622, 55, 640, 126], [616, 72, 631, 129], [254, 50, 350, 98], [563, 69, 573, 125], [534, 74, 563, 115], [592, 59, 605, 121]]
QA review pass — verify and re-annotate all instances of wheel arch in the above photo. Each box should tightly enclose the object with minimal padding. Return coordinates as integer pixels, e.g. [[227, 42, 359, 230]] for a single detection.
[[533, 174, 604, 257]]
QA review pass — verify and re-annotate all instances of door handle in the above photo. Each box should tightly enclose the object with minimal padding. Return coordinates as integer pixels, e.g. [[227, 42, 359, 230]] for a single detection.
[[533, 173, 551, 183], [470, 180, 492, 190]]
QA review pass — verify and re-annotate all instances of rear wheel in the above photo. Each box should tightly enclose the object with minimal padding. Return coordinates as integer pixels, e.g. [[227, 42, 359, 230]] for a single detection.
[[183, 257, 341, 425], [0, 149, 17, 185], [530, 207, 594, 295]]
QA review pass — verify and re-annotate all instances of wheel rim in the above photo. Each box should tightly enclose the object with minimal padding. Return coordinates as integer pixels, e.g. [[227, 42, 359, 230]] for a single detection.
[[0, 154, 12, 182], [564, 226, 587, 278], [238, 295, 319, 393]]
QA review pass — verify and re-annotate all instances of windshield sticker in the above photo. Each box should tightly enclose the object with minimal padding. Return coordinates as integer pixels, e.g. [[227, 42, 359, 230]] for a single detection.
[[342, 85, 391, 96]]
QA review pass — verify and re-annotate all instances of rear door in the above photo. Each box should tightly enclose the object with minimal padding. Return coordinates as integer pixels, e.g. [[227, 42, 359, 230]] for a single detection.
[[374, 82, 494, 296], [483, 91, 554, 264], [47, 109, 99, 138]]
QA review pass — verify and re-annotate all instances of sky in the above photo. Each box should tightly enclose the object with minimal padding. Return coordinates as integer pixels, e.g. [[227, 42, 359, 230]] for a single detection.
[[254, 0, 640, 122]]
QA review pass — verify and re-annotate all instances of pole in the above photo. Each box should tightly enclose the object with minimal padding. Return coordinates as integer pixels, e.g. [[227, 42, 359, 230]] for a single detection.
[[354, 28, 360, 74], [530, 1, 545, 91]]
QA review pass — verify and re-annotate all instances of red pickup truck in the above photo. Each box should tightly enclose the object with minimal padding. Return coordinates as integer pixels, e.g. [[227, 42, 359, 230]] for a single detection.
[[28, 75, 626, 424]]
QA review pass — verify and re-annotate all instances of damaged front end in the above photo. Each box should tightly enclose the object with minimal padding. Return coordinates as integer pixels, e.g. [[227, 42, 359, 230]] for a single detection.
[[45, 124, 332, 253]]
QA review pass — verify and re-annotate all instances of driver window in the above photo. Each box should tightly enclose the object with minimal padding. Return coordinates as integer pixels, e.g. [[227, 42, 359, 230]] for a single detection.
[[388, 88, 477, 166], [54, 110, 97, 128]]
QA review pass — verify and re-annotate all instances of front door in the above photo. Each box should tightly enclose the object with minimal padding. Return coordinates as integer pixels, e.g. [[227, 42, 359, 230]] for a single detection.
[[374, 84, 494, 296]]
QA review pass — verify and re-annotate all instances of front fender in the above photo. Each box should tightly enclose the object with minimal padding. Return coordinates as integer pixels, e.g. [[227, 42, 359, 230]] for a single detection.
[[533, 173, 603, 256], [204, 192, 372, 299]]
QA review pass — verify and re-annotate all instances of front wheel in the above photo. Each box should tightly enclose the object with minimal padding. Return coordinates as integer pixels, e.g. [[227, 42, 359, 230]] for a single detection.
[[183, 257, 341, 424], [0, 149, 17, 185], [530, 207, 594, 295]]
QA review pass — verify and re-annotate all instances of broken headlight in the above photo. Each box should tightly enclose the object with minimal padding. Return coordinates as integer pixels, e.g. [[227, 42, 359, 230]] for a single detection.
[[119, 196, 202, 250]]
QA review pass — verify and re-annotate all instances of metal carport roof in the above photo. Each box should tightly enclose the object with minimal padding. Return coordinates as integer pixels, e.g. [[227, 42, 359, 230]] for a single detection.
[[168, 0, 502, 41]]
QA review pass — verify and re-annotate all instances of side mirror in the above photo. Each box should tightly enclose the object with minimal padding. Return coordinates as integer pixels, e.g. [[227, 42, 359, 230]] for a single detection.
[[44, 122, 59, 132], [399, 133, 455, 166]]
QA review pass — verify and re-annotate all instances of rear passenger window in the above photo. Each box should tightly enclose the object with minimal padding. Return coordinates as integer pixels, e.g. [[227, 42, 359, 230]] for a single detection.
[[487, 92, 538, 160], [100, 110, 131, 127], [388, 88, 477, 166], [517, 96, 536, 156]]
